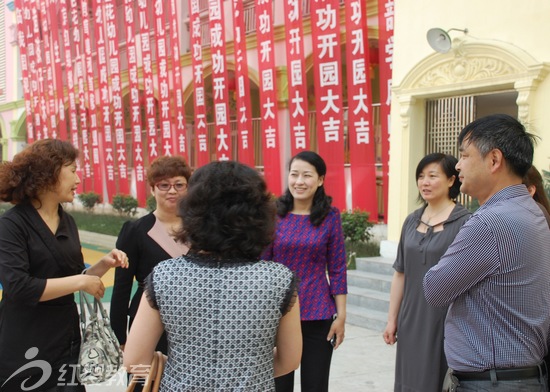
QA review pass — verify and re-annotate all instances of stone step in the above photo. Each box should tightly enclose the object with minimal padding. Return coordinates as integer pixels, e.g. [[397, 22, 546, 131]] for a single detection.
[[355, 256, 395, 275], [347, 269, 393, 293], [347, 285, 390, 313], [345, 304, 387, 332]]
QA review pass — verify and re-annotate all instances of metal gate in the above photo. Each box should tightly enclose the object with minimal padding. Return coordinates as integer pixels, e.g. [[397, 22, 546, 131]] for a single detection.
[[425, 95, 476, 208]]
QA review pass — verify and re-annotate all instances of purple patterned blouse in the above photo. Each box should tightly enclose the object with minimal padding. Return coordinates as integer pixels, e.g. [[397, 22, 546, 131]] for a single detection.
[[263, 206, 347, 321]]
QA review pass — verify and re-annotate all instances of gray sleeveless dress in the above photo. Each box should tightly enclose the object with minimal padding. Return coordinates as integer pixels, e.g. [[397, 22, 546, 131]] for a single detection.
[[146, 253, 297, 392]]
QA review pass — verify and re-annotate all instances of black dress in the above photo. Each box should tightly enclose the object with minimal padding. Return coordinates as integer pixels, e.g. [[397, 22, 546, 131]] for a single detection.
[[0, 203, 85, 390], [110, 212, 187, 354]]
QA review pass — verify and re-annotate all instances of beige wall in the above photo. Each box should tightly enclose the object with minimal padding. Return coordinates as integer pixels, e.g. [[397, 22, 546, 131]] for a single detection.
[[385, 0, 550, 247]]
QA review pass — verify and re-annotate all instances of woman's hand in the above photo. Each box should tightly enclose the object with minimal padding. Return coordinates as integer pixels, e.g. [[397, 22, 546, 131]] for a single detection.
[[100, 248, 129, 269], [383, 321, 397, 345], [327, 315, 346, 350], [80, 274, 106, 299], [85, 248, 129, 278]]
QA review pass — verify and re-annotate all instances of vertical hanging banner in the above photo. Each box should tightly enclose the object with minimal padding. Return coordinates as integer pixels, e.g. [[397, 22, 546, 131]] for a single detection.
[[39, 1, 55, 138], [31, 6, 48, 139], [14, 0, 34, 143], [71, 0, 93, 191], [167, 0, 187, 159], [346, 0, 377, 220], [28, 6, 42, 141], [47, 0, 68, 140], [93, 0, 116, 199], [137, 0, 159, 163], [311, 0, 346, 210], [284, 0, 309, 155], [153, 0, 173, 156], [84, 0, 104, 195], [124, 0, 146, 206], [188, 0, 209, 166], [231, 0, 254, 166], [256, 0, 281, 194], [378, 0, 394, 223], [105, 0, 129, 195], [209, 0, 231, 161], [60, 0, 83, 190]]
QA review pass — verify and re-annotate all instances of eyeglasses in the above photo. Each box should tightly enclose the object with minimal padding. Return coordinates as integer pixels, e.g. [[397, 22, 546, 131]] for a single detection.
[[155, 182, 188, 192]]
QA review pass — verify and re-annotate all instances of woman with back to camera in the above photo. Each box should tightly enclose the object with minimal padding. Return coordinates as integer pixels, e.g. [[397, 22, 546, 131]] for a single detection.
[[124, 161, 302, 391], [0, 139, 128, 391], [110, 155, 191, 357], [263, 150, 347, 392], [383, 153, 471, 391]]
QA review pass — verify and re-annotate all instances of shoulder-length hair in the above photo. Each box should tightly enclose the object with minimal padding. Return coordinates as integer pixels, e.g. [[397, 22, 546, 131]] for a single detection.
[[0, 139, 79, 205], [415, 153, 461, 203], [175, 161, 275, 259], [277, 150, 332, 226]]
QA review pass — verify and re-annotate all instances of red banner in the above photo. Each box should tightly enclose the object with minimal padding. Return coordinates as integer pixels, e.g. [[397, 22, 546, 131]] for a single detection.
[[60, 0, 82, 190], [167, 0, 187, 159], [378, 0, 394, 223], [346, 0, 377, 220], [209, 0, 231, 161], [189, 0, 209, 166], [153, 0, 173, 156], [231, 0, 254, 166], [124, 0, 146, 206], [14, 0, 34, 143], [284, 0, 309, 155], [47, 0, 68, 140], [31, 6, 47, 139], [256, 0, 281, 194], [311, 0, 346, 209], [71, 0, 93, 191], [137, 0, 159, 163], [105, 0, 129, 196], [39, 1, 55, 138], [84, 0, 104, 195]]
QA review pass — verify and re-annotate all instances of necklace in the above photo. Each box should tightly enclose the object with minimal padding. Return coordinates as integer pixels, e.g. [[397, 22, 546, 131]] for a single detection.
[[422, 203, 454, 225]]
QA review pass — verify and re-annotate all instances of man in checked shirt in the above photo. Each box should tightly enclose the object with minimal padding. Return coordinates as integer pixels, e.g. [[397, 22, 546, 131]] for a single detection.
[[424, 114, 550, 391]]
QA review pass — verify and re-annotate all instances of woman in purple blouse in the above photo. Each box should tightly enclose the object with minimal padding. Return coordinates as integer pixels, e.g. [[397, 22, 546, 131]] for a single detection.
[[263, 151, 347, 392]]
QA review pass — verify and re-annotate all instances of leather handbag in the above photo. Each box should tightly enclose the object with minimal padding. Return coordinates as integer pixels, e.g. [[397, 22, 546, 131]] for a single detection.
[[126, 351, 166, 392], [77, 291, 123, 384]]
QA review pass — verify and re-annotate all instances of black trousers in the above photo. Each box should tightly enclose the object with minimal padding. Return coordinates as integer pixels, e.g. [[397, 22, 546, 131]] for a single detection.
[[275, 319, 334, 392]]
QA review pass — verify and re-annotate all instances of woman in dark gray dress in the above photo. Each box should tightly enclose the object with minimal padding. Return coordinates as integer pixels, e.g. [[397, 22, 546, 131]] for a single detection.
[[383, 153, 471, 392]]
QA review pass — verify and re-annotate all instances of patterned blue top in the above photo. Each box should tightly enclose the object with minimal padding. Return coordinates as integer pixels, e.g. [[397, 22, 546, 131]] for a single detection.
[[424, 185, 550, 371], [263, 206, 347, 321]]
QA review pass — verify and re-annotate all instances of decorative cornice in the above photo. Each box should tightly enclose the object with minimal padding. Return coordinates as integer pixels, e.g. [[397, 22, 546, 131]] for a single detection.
[[416, 56, 517, 88]]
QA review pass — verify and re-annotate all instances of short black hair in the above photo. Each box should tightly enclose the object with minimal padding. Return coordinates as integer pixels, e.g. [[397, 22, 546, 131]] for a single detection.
[[458, 114, 537, 178], [416, 153, 461, 201], [175, 161, 275, 259]]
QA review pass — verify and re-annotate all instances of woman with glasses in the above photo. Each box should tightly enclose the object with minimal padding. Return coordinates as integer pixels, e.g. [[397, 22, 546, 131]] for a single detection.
[[110, 156, 191, 363], [382, 153, 470, 392]]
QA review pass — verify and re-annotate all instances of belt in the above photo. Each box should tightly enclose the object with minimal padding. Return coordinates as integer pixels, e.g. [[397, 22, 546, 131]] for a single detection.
[[454, 364, 546, 381]]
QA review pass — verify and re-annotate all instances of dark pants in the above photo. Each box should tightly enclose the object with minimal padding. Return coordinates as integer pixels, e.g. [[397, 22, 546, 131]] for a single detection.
[[275, 319, 334, 392]]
